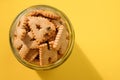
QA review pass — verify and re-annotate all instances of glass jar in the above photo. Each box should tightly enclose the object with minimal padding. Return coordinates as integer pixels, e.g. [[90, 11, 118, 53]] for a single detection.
[[9, 5, 75, 70]]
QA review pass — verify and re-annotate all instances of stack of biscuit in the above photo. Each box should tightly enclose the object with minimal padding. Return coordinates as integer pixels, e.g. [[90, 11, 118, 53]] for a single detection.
[[13, 9, 69, 66]]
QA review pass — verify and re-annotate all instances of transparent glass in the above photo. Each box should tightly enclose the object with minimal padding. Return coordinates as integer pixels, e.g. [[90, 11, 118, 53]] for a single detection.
[[9, 5, 75, 70]]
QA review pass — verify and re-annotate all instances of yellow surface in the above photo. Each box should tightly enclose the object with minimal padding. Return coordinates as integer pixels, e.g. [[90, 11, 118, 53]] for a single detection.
[[0, 0, 120, 80]]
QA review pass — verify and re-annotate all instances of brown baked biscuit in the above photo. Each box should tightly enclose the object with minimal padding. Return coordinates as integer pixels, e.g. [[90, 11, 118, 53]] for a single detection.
[[51, 20, 61, 28], [13, 38, 23, 50], [39, 42, 57, 66], [14, 33, 37, 59], [18, 43, 29, 59], [18, 16, 28, 26], [24, 49, 39, 62], [13, 37, 29, 58], [22, 32, 38, 49], [27, 31, 34, 39], [59, 40, 69, 55], [28, 10, 60, 19], [30, 58, 40, 66], [53, 25, 68, 50], [28, 17, 56, 44], [15, 26, 26, 40], [16, 16, 30, 40], [57, 50, 63, 60]]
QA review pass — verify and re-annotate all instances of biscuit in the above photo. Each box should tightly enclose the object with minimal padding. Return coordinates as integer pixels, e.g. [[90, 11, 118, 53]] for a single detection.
[[30, 58, 40, 66], [51, 20, 61, 28], [53, 25, 67, 50], [59, 39, 68, 55], [13, 37, 29, 58], [28, 17, 56, 44], [28, 10, 60, 19], [57, 50, 63, 60], [27, 31, 34, 39], [23, 33, 38, 49], [19, 43, 29, 59], [16, 16, 30, 40], [24, 49, 39, 62], [19, 16, 28, 26], [16, 26, 26, 40], [13, 38, 23, 50], [39, 42, 57, 66], [15, 33, 38, 63]]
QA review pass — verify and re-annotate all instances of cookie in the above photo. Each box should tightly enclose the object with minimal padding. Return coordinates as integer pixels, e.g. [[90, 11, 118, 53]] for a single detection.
[[24, 49, 39, 62], [57, 50, 63, 60], [30, 58, 40, 66], [27, 31, 34, 39], [18, 43, 29, 59], [28, 10, 60, 19], [16, 16, 30, 40], [51, 20, 61, 28], [39, 42, 57, 66], [13, 38, 23, 51], [22, 32, 38, 49], [59, 39, 69, 55], [28, 17, 56, 44], [16, 26, 26, 40], [13, 37, 29, 58], [53, 25, 67, 50]]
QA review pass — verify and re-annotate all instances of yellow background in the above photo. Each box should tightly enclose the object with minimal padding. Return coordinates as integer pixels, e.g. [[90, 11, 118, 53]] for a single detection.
[[0, 0, 120, 80]]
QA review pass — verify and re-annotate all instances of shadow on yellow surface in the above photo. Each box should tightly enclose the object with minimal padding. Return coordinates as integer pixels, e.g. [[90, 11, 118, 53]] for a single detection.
[[36, 43, 103, 80]]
